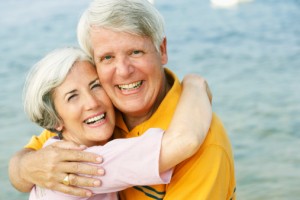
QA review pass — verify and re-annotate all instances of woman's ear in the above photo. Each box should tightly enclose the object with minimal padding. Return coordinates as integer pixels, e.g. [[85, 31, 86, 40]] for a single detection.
[[54, 124, 64, 139], [56, 125, 63, 132]]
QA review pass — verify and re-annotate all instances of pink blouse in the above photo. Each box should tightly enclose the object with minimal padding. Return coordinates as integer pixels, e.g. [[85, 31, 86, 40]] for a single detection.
[[29, 128, 172, 200]]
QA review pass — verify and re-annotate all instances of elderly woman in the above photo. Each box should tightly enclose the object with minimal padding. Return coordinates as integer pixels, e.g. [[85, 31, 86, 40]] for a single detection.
[[22, 47, 212, 199]]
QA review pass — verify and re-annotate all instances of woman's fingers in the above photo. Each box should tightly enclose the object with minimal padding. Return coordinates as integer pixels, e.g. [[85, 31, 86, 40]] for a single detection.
[[54, 173, 100, 196], [59, 160, 105, 176], [67, 173, 102, 187], [56, 161, 104, 187], [24, 145, 105, 190], [52, 182, 94, 197], [49, 145, 103, 164], [51, 140, 87, 150]]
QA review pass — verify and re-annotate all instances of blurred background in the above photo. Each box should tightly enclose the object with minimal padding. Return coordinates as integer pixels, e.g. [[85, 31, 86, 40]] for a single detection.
[[1, 0, 299, 199]]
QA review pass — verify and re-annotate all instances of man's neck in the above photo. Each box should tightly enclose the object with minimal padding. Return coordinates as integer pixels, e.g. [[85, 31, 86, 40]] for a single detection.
[[123, 72, 172, 131]]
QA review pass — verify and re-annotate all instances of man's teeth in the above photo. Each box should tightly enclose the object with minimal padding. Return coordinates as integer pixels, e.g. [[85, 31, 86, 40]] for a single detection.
[[118, 81, 142, 90], [85, 114, 105, 124]]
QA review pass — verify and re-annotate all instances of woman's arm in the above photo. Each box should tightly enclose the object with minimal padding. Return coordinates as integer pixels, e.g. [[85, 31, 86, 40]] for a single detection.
[[159, 74, 212, 172], [9, 142, 104, 197]]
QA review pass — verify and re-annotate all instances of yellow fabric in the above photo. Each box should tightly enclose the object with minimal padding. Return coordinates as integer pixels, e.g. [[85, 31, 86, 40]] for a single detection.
[[24, 129, 56, 150], [116, 68, 236, 200]]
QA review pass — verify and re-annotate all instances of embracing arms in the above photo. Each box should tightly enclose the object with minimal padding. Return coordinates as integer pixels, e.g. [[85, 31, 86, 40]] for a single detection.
[[9, 74, 212, 197], [159, 74, 212, 172]]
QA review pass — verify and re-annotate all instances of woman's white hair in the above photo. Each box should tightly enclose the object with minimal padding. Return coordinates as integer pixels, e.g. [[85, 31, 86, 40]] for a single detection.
[[23, 47, 94, 131], [77, 0, 165, 58]]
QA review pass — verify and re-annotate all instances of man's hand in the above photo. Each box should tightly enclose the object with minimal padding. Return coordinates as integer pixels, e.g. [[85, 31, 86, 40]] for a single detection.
[[9, 141, 104, 197]]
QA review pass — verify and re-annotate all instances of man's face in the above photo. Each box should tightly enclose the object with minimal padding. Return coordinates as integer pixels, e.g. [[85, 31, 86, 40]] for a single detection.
[[91, 28, 168, 120]]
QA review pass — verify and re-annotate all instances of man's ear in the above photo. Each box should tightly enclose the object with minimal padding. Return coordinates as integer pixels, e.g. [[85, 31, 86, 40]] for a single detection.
[[160, 37, 168, 65]]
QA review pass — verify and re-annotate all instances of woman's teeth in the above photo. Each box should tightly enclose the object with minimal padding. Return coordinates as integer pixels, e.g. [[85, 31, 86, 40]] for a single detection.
[[84, 114, 105, 124]]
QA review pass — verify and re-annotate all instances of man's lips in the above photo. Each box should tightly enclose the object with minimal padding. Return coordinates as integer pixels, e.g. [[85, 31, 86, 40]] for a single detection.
[[117, 80, 143, 91]]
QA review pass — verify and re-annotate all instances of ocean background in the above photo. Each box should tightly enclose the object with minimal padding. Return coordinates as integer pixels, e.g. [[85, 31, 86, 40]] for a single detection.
[[1, 0, 299, 199]]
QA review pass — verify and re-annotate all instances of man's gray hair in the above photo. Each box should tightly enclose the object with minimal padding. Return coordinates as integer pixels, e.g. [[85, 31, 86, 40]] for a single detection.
[[77, 0, 165, 58]]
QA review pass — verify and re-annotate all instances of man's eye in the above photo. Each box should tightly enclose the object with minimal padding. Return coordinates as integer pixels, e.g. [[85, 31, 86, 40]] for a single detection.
[[102, 55, 112, 61], [132, 50, 141, 55]]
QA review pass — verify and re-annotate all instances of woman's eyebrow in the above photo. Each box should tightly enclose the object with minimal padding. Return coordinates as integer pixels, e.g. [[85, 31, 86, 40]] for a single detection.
[[64, 89, 77, 98], [89, 78, 99, 86]]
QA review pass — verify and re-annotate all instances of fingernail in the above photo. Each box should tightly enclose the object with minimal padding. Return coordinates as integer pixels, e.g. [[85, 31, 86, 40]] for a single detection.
[[96, 157, 102, 163], [94, 180, 101, 186], [98, 169, 105, 175], [86, 191, 92, 197]]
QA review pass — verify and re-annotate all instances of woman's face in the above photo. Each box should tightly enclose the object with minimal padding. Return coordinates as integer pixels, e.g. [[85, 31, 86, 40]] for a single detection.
[[53, 61, 115, 147]]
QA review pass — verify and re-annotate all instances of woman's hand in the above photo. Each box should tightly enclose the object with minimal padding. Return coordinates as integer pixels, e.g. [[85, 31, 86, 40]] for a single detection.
[[182, 74, 212, 104], [9, 141, 105, 197]]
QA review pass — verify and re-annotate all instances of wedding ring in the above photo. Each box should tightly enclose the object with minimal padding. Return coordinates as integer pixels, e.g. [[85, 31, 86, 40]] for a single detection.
[[62, 174, 70, 186]]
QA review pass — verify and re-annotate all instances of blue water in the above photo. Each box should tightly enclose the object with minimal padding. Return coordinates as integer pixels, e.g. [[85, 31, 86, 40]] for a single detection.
[[1, 0, 299, 199]]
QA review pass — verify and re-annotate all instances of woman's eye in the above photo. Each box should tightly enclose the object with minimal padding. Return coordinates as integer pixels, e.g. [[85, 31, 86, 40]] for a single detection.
[[67, 94, 77, 102], [91, 83, 101, 89]]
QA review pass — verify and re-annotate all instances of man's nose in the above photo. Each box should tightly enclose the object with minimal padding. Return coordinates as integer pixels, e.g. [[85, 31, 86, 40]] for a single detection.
[[115, 55, 134, 77]]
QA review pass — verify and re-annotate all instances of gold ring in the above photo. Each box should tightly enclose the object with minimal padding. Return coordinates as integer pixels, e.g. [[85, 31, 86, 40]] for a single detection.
[[62, 174, 70, 186]]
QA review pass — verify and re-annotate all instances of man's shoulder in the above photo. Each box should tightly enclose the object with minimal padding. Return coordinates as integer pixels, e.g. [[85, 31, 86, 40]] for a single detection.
[[24, 129, 57, 150], [210, 113, 226, 133], [204, 113, 232, 150]]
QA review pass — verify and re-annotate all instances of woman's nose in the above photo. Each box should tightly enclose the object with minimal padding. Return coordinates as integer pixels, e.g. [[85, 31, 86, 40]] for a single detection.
[[84, 93, 99, 110]]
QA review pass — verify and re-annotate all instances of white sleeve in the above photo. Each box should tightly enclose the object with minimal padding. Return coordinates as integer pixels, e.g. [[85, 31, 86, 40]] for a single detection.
[[84, 128, 173, 194]]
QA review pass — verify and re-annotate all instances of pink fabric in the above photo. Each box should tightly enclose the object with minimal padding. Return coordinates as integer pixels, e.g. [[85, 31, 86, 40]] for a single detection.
[[29, 128, 172, 200]]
